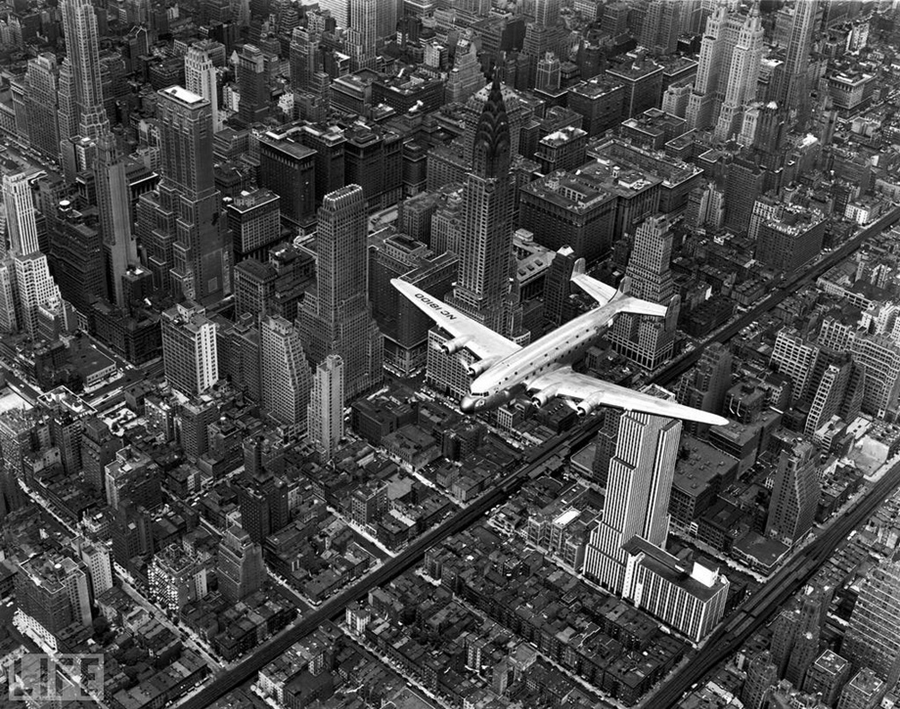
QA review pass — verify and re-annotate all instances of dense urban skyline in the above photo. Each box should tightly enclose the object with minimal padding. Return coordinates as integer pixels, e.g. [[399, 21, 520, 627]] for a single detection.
[[0, 1, 899, 709]]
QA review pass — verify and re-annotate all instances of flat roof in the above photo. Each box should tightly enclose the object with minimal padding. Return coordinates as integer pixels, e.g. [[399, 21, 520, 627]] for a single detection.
[[160, 85, 206, 105]]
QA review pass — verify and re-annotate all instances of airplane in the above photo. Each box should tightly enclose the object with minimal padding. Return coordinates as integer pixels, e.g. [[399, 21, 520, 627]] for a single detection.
[[391, 260, 729, 427]]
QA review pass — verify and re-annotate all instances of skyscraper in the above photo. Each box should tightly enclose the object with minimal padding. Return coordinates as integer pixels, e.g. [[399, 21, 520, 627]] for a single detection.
[[94, 132, 139, 307], [765, 434, 819, 545], [237, 44, 268, 126], [676, 342, 733, 434], [608, 213, 677, 370], [161, 302, 219, 398], [24, 54, 60, 161], [3, 172, 40, 256], [776, 0, 817, 124], [260, 315, 313, 438], [217, 524, 266, 603], [685, 2, 763, 137], [742, 650, 778, 709], [837, 669, 887, 709], [843, 560, 900, 687], [60, 0, 108, 140], [299, 185, 382, 400], [3, 172, 61, 338], [185, 43, 222, 133], [444, 76, 517, 336], [139, 86, 228, 301], [308, 354, 344, 461], [583, 407, 682, 594]]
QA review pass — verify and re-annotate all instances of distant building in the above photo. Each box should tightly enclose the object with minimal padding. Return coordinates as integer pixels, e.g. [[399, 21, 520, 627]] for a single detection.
[[149, 542, 209, 613], [843, 560, 900, 687]]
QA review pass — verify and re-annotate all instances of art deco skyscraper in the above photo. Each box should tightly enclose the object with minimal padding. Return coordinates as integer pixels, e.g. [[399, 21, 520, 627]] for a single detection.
[[60, 0, 108, 140], [583, 407, 682, 594], [139, 86, 228, 301], [777, 0, 817, 123], [260, 315, 313, 439], [685, 1, 763, 137], [3, 172, 62, 338], [299, 184, 382, 401], [94, 133, 138, 307], [765, 435, 819, 545], [236, 44, 268, 126], [608, 214, 677, 370], [308, 354, 344, 461], [843, 560, 900, 686], [185, 44, 222, 133], [445, 75, 516, 335], [217, 524, 265, 603]]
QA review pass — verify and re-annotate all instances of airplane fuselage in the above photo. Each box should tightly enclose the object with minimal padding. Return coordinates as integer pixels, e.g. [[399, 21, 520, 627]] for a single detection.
[[460, 297, 638, 413]]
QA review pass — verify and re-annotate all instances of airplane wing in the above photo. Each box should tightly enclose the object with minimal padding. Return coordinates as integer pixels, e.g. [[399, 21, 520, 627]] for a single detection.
[[571, 258, 617, 305], [527, 366, 729, 426], [391, 278, 520, 361]]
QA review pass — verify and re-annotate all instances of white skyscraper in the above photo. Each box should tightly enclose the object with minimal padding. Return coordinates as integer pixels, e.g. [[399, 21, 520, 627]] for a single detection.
[[308, 354, 344, 461], [3, 173, 40, 256], [161, 303, 219, 397], [60, 0, 108, 140], [185, 45, 222, 132], [583, 406, 682, 594], [3, 172, 61, 338]]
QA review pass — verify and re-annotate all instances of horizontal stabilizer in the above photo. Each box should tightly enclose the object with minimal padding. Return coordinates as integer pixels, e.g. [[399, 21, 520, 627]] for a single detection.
[[571, 260, 617, 305]]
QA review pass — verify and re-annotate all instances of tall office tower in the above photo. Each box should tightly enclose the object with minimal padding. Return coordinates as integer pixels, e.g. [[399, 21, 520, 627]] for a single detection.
[[94, 133, 138, 307], [3, 172, 40, 257], [843, 560, 900, 687], [583, 408, 682, 594], [74, 536, 114, 600], [60, 0, 108, 140], [685, 2, 763, 136], [742, 650, 778, 709], [770, 328, 819, 403], [640, 0, 683, 55], [185, 44, 222, 133], [308, 354, 344, 461], [724, 156, 765, 234], [237, 44, 268, 126], [770, 584, 832, 678], [225, 188, 281, 263], [713, 4, 764, 142], [535, 52, 561, 93], [805, 359, 862, 438], [608, 214, 677, 370], [349, 0, 395, 53], [24, 54, 60, 161], [776, 0, 816, 124], [299, 185, 382, 401], [804, 650, 852, 708], [766, 435, 819, 545], [444, 76, 517, 336], [217, 524, 266, 603], [533, 0, 560, 26], [49, 201, 107, 313], [140, 86, 228, 301], [15, 551, 91, 649], [3, 173, 61, 338], [676, 342, 732, 434], [445, 36, 485, 105], [57, 59, 78, 147], [260, 315, 312, 438], [257, 134, 316, 228], [161, 302, 219, 398], [837, 669, 887, 709], [290, 27, 319, 93]]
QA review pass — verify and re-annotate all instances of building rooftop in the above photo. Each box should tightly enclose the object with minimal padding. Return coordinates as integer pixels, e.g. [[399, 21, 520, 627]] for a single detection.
[[160, 85, 206, 105]]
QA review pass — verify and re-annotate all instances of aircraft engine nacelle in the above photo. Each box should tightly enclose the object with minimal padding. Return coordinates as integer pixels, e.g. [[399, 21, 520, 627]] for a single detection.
[[530, 387, 558, 408], [575, 396, 602, 418], [467, 356, 500, 378], [440, 335, 472, 355]]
